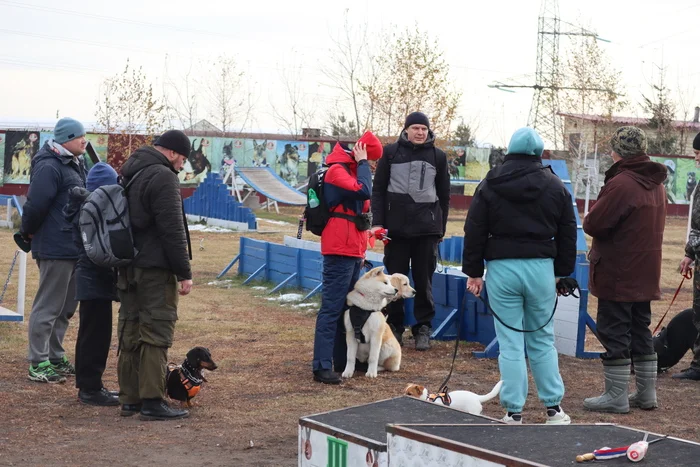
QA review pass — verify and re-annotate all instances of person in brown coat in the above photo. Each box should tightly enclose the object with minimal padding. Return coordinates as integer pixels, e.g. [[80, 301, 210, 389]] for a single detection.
[[582, 126, 667, 413]]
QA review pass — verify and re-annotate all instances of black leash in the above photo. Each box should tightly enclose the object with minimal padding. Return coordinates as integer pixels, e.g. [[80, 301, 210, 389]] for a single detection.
[[478, 278, 580, 333], [436, 292, 467, 394]]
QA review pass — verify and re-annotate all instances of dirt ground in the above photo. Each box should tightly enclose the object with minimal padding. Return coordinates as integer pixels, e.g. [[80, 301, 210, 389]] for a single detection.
[[1, 208, 699, 466]]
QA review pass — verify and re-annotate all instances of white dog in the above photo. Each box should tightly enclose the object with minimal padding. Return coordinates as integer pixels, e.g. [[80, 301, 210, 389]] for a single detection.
[[404, 381, 503, 415], [342, 268, 414, 379]]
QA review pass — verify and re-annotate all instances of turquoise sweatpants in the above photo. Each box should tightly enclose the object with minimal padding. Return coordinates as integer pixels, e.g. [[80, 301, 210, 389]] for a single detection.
[[486, 258, 565, 413]]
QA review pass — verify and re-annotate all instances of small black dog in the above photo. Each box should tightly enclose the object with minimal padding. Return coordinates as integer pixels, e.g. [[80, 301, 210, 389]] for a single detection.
[[654, 308, 697, 373], [166, 347, 218, 407]]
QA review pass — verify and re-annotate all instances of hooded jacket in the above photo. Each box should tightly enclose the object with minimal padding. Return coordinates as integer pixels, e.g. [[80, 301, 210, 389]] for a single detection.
[[371, 130, 451, 238], [462, 155, 577, 278], [320, 143, 372, 258], [120, 146, 192, 281], [63, 187, 118, 301], [584, 155, 667, 302], [21, 140, 86, 260]]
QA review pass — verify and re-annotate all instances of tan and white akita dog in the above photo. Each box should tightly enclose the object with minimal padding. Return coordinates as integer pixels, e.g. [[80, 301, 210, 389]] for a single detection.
[[342, 267, 414, 379]]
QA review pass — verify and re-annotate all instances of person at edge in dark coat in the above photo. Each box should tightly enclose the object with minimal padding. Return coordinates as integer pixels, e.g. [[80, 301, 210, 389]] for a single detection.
[[676, 132, 700, 381]]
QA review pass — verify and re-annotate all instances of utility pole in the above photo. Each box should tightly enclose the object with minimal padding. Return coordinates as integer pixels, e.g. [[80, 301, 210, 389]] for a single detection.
[[489, 0, 610, 149]]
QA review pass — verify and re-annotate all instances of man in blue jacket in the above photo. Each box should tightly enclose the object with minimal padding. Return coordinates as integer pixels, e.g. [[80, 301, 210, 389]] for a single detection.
[[21, 117, 87, 383]]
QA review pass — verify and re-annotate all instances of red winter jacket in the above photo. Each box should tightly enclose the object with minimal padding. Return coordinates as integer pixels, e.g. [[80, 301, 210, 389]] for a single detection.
[[320, 143, 372, 258]]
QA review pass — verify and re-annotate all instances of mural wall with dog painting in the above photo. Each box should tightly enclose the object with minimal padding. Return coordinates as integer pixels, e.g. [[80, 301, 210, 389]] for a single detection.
[[651, 156, 697, 205], [3, 131, 40, 184], [276, 140, 309, 186]]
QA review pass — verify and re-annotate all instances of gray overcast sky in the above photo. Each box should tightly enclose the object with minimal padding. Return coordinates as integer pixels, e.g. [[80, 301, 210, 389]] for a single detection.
[[0, 0, 698, 147]]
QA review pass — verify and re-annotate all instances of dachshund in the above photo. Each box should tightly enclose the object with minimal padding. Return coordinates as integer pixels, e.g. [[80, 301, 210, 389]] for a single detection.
[[166, 347, 218, 407]]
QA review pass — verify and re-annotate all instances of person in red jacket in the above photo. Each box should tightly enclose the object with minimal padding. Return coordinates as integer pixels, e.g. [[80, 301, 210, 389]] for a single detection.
[[312, 131, 383, 384]]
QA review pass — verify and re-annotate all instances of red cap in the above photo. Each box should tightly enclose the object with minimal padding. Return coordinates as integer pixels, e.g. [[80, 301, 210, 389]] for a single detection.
[[357, 131, 383, 161]]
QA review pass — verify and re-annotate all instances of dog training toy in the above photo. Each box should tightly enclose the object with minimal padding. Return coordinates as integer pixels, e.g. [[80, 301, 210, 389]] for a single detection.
[[575, 434, 667, 463]]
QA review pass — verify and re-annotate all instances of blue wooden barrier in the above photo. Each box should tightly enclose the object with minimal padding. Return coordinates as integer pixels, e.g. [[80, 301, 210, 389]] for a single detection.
[[223, 237, 496, 346], [183, 173, 256, 229]]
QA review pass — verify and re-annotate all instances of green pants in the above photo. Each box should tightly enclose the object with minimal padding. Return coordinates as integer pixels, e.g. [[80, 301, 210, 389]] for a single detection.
[[117, 267, 179, 403]]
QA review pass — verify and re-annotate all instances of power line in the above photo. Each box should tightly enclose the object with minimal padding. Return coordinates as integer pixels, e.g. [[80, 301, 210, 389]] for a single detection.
[[0, 28, 160, 55], [0, 0, 243, 41], [0, 56, 107, 74]]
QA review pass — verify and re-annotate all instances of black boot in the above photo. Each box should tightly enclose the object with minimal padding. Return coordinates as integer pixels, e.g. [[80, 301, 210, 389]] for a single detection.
[[120, 403, 142, 417], [672, 368, 700, 380], [139, 398, 189, 421], [313, 369, 341, 384], [78, 388, 120, 407]]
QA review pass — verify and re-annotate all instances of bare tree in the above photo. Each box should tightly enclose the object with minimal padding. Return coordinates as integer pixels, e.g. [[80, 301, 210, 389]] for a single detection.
[[206, 55, 253, 134], [561, 33, 627, 118], [271, 58, 313, 137], [560, 31, 627, 162], [95, 59, 166, 154], [323, 9, 368, 133], [163, 55, 200, 131], [361, 26, 461, 138]]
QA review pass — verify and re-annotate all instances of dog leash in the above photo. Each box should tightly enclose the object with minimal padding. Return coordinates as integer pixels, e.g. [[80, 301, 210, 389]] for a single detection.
[[477, 278, 580, 334], [436, 293, 467, 394], [652, 270, 691, 335]]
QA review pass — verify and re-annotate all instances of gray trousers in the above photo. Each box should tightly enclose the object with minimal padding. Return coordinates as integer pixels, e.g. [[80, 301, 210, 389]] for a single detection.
[[28, 259, 78, 364]]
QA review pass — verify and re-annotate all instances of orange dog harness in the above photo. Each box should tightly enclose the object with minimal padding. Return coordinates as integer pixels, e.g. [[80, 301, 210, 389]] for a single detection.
[[427, 391, 451, 406], [167, 363, 202, 399]]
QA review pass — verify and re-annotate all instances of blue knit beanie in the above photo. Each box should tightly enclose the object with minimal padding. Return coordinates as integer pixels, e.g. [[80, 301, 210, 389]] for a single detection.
[[87, 162, 118, 192], [507, 127, 545, 157], [54, 117, 86, 144]]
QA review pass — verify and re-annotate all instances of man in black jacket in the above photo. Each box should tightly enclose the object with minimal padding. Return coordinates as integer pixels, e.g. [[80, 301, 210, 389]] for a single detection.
[[21, 117, 87, 383], [462, 127, 577, 424], [117, 130, 193, 421], [371, 112, 451, 351]]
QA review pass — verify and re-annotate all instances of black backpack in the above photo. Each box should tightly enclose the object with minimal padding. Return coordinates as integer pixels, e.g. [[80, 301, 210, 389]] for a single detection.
[[305, 163, 372, 236], [304, 164, 346, 236]]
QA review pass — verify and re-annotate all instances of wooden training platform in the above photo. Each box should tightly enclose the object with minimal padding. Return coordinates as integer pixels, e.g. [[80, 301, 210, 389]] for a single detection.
[[299, 397, 700, 467], [388, 423, 700, 466]]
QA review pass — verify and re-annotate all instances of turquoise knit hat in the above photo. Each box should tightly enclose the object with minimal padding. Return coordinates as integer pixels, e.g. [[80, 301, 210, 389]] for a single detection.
[[54, 117, 86, 144], [506, 127, 545, 157]]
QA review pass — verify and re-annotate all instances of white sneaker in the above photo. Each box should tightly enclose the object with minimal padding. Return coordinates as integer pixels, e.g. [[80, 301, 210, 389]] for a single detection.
[[501, 413, 523, 425], [545, 407, 571, 425]]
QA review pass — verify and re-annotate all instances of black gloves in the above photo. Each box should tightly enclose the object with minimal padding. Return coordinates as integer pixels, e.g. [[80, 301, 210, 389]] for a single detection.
[[556, 277, 580, 298]]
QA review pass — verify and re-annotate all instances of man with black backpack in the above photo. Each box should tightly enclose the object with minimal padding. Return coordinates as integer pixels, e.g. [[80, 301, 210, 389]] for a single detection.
[[116, 129, 193, 420], [370, 112, 451, 351], [311, 131, 383, 384], [64, 162, 120, 406]]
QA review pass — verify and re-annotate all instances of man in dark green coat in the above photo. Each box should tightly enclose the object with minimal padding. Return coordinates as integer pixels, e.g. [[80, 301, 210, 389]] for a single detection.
[[117, 130, 193, 421]]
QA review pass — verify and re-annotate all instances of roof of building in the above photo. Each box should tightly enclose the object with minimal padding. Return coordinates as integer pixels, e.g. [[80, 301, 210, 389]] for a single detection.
[[559, 112, 700, 130]]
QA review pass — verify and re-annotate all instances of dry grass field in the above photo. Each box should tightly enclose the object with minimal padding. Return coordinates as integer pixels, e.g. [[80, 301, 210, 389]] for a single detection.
[[0, 207, 698, 466]]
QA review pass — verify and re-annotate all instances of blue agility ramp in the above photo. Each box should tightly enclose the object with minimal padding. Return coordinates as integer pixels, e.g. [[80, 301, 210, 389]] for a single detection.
[[235, 167, 307, 206]]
